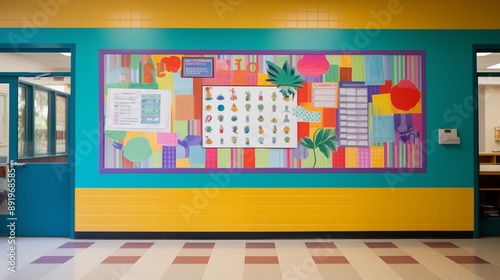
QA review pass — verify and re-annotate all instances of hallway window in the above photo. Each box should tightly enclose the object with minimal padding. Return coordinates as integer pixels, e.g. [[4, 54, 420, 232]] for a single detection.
[[34, 89, 49, 155], [18, 82, 68, 161], [56, 94, 67, 153], [18, 85, 27, 156]]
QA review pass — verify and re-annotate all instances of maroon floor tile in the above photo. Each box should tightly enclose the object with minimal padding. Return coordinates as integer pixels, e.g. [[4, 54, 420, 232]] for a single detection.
[[447, 256, 489, 264], [245, 256, 279, 264], [312, 256, 349, 264], [423, 242, 459, 248], [101, 256, 141, 264], [365, 242, 398, 248], [305, 242, 337, 249], [32, 256, 73, 264], [172, 256, 211, 264], [380, 256, 419, 264], [121, 242, 154, 249], [246, 242, 276, 249], [183, 242, 215, 249], [58, 242, 94, 249]]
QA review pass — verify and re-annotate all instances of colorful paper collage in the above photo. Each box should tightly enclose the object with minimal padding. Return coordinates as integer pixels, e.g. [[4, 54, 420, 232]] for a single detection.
[[100, 51, 425, 172]]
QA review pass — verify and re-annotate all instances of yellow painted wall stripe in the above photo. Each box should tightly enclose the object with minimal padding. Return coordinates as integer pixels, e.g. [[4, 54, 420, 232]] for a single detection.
[[0, 0, 499, 29], [75, 188, 473, 232]]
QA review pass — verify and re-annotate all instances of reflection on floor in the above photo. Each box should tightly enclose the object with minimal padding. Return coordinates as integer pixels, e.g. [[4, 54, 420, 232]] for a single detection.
[[1, 237, 500, 279]]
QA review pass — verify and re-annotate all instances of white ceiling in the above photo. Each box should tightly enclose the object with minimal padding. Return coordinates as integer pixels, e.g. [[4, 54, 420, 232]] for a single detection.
[[0, 52, 70, 72], [477, 52, 500, 73], [0, 52, 71, 92], [16, 53, 71, 72]]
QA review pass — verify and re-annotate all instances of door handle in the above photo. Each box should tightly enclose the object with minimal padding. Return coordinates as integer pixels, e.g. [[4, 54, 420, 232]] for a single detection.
[[0, 161, 26, 167], [9, 160, 26, 167]]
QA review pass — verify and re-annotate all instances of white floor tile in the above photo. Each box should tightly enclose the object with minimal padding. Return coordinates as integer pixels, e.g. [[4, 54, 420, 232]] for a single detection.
[[203, 240, 245, 280], [121, 243, 183, 280], [395, 239, 481, 280], [336, 240, 403, 280], [276, 240, 323, 280]]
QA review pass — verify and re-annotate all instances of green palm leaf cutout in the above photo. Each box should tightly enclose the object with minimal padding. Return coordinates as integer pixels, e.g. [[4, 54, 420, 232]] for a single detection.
[[299, 128, 338, 168], [265, 60, 305, 100]]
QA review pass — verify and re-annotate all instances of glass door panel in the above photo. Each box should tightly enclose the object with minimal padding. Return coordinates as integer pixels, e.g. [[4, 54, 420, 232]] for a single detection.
[[0, 82, 9, 215]]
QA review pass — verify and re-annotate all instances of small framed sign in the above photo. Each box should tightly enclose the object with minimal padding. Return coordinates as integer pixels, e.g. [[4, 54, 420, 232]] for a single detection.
[[181, 57, 214, 78]]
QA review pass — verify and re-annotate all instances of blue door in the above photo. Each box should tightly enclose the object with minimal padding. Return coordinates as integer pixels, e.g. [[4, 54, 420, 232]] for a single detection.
[[0, 68, 72, 237]]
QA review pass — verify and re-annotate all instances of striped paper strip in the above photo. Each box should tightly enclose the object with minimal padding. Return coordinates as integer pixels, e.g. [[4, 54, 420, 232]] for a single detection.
[[162, 146, 176, 168], [391, 55, 405, 84], [231, 148, 243, 169], [255, 149, 270, 168], [205, 148, 218, 168], [217, 149, 231, 168], [243, 149, 255, 168], [405, 55, 422, 90], [269, 149, 286, 168], [332, 147, 345, 168]]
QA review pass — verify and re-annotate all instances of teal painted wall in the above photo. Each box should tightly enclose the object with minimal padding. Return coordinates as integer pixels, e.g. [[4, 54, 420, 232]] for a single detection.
[[0, 28, 486, 188]]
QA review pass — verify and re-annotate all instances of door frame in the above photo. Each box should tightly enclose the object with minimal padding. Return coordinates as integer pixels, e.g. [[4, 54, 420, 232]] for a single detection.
[[473, 44, 500, 238], [0, 44, 75, 238]]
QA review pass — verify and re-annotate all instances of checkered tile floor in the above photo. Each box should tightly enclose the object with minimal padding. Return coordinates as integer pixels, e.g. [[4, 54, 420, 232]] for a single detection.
[[1, 237, 500, 279]]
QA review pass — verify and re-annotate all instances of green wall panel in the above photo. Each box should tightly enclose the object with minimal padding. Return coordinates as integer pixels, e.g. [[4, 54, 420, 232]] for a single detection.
[[0, 28, 486, 188]]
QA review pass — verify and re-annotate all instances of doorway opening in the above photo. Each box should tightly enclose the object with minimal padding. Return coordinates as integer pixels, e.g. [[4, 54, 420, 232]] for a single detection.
[[0, 46, 74, 237], [475, 47, 500, 237]]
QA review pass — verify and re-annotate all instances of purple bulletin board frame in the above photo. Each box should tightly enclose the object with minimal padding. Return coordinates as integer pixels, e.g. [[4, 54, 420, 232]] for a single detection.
[[99, 49, 427, 173]]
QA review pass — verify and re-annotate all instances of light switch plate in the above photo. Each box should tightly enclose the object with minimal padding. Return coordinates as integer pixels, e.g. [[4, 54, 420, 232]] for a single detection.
[[438, 129, 460, 144]]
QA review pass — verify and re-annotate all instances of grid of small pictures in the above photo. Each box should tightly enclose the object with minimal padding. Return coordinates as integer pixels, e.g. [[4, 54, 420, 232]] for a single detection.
[[202, 85, 298, 148]]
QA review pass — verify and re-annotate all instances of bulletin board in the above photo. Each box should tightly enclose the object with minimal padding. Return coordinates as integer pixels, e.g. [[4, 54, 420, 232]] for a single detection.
[[99, 50, 425, 173]]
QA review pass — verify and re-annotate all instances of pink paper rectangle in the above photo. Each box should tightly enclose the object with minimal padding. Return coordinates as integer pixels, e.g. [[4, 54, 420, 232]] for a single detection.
[[157, 133, 178, 146]]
